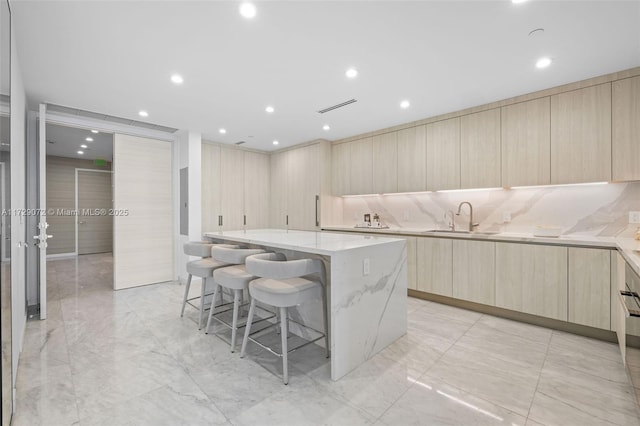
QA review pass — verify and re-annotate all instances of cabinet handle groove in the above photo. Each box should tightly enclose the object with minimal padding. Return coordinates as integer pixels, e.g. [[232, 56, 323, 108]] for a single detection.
[[315, 195, 320, 227]]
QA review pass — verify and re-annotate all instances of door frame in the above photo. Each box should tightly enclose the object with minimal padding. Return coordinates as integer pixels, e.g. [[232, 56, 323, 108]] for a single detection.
[[74, 168, 113, 256]]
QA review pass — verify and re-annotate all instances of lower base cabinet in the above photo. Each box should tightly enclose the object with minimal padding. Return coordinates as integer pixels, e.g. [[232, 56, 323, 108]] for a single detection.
[[568, 247, 611, 330], [452, 240, 495, 305], [416, 237, 453, 296], [496, 243, 567, 321]]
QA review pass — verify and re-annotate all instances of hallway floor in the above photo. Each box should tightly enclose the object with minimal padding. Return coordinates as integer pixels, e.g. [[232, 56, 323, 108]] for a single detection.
[[12, 253, 640, 425]]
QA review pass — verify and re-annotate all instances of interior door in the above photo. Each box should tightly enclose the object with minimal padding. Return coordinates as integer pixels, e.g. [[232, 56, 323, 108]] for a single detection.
[[36, 104, 50, 319], [76, 169, 113, 255]]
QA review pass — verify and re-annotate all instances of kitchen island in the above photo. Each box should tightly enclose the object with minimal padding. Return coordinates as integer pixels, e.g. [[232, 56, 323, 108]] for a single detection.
[[203, 229, 407, 380]]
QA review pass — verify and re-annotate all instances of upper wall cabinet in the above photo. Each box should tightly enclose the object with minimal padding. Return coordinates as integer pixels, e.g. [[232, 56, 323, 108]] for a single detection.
[[270, 150, 289, 227], [612, 76, 640, 182], [551, 83, 612, 184], [426, 117, 460, 191], [244, 151, 270, 229], [397, 125, 427, 192], [372, 132, 398, 194], [460, 108, 501, 189], [501, 98, 551, 187], [220, 147, 245, 231], [349, 137, 373, 195], [331, 142, 350, 196], [287, 143, 321, 230], [201, 143, 221, 233]]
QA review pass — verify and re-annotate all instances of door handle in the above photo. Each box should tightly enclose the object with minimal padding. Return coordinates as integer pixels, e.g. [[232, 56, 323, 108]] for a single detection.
[[79, 221, 86, 225]]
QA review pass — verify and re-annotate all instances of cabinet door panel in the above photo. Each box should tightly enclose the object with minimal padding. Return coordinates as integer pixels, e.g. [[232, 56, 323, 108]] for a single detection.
[[372, 132, 398, 194], [331, 142, 350, 196], [460, 108, 501, 189], [568, 247, 611, 329], [426, 118, 460, 191], [501, 98, 551, 187], [496, 243, 567, 321], [452, 240, 495, 305], [349, 138, 373, 195], [201, 143, 221, 232], [220, 148, 244, 230], [416, 237, 453, 296], [287, 144, 320, 230], [244, 151, 269, 229], [269, 151, 288, 228], [551, 83, 612, 184], [397, 125, 427, 192], [612, 76, 640, 181]]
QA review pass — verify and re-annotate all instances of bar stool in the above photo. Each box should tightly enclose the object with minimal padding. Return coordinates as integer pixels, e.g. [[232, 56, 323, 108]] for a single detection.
[[181, 242, 236, 329], [205, 246, 266, 351], [240, 253, 329, 385]]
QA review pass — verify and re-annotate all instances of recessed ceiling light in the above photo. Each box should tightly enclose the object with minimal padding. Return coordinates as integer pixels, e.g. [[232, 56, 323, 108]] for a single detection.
[[400, 100, 411, 109], [536, 57, 552, 69], [85, 137, 93, 142], [272, 140, 279, 145], [138, 110, 149, 117], [91, 130, 99, 134], [219, 128, 227, 134], [512, 0, 528, 4], [170, 74, 184, 84], [239, 2, 256, 19], [345, 68, 358, 79], [265, 105, 275, 113], [77, 151, 84, 155], [322, 125, 331, 131], [80, 144, 88, 149]]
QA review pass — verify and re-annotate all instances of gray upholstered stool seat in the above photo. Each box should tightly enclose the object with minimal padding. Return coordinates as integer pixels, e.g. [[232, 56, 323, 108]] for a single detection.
[[181, 241, 236, 329], [240, 252, 329, 385], [205, 246, 266, 352]]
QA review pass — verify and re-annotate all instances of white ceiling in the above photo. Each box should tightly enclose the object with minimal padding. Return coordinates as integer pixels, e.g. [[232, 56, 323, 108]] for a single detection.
[[46, 123, 113, 161], [11, 1, 640, 152]]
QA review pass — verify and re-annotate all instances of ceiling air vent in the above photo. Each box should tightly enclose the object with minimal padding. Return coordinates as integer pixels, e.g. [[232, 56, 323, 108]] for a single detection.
[[317, 99, 357, 114], [235, 141, 246, 145]]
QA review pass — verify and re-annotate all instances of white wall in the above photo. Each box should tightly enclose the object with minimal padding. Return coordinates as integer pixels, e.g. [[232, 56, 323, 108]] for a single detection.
[[10, 20, 26, 388]]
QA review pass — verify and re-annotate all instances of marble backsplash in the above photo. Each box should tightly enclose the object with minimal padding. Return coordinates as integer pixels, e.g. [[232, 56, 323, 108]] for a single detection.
[[334, 182, 640, 238]]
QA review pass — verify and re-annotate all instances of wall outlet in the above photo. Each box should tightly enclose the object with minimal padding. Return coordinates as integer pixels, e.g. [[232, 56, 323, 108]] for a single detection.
[[502, 212, 511, 223], [630, 211, 640, 224], [363, 258, 370, 276]]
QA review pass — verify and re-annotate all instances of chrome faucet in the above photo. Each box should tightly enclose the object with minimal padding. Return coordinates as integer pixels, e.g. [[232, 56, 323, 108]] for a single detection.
[[445, 210, 456, 231], [456, 201, 479, 232]]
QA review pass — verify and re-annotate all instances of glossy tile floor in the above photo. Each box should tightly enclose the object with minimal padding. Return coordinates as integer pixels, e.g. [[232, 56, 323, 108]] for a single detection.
[[12, 253, 640, 425]]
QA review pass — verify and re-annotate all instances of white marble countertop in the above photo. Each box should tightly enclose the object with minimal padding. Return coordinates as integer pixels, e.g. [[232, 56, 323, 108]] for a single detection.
[[323, 225, 640, 276], [203, 228, 404, 256]]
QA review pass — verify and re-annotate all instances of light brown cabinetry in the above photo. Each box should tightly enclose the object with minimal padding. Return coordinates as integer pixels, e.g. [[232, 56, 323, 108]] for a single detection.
[[331, 142, 350, 196], [201, 143, 221, 233], [426, 117, 460, 191], [452, 239, 495, 305], [244, 151, 270, 229], [501, 98, 551, 187], [349, 137, 373, 195], [550, 84, 612, 184], [568, 247, 611, 330], [460, 109, 501, 189], [397, 125, 427, 192], [612, 76, 640, 181], [372, 132, 398, 194], [416, 237, 453, 296], [287, 144, 321, 230], [495, 242, 567, 321], [405, 237, 417, 290], [220, 147, 245, 231], [269, 150, 288, 228]]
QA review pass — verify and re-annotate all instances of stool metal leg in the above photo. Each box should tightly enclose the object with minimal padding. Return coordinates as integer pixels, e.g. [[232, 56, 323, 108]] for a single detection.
[[321, 286, 330, 358], [280, 307, 289, 385], [231, 289, 241, 352], [240, 299, 257, 358], [198, 277, 208, 330], [180, 274, 192, 317], [205, 282, 220, 334]]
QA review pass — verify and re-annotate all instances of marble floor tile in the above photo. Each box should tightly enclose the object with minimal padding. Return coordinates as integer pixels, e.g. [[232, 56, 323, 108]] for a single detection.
[[528, 391, 621, 426], [376, 333, 444, 375], [407, 309, 475, 353], [414, 299, 483, 324], [230, 377, 375, 426], [378, 376, 527, 426], [309, 352, 421, 419], [543, 348, 629, 385], [535, 363, 638, 426], [424, 345, 539, 417], [11, 371, 79, 426], [474, 314, 553, 346], [79, 376, 228, 426], [455, 322, 548, 371], [549, 330, 622, 364]]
